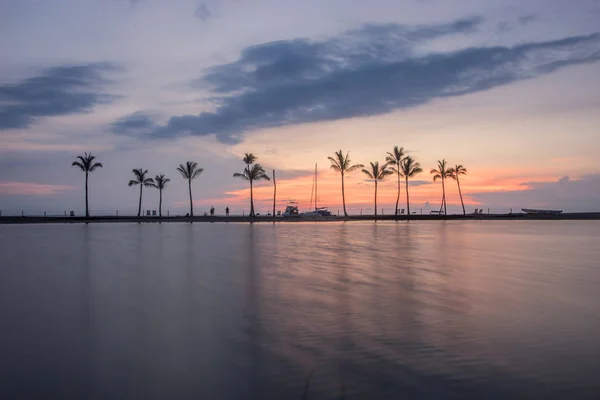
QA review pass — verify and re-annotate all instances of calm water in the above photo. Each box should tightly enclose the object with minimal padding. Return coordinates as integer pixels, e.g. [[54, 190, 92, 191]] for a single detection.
[[1, 221, 599, 399]]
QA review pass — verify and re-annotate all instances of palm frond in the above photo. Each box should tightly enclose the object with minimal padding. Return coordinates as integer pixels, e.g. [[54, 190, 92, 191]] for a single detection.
[[191, 168, 203, 179], [72, 161, 85, 171], [128, 180, 139, 186], [361, 169, 375, 179], [233, 172, 249, 180], [346, 164, 364, 172], [89, 162, 103, 171]]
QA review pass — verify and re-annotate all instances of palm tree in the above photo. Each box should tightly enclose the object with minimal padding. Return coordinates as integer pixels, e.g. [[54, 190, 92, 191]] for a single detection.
[[128, 168, 154, 217], [361, 161, 393, 216], [449, 164, 468, 215], [386, 146, 405, 217], [71, 153, 103, 217], [151, 174, 170, 217], [430, 159, 453, 215], [176, 161, 203, 217], [400, 156, 423, 218], [328, 150, 364, 217], [233, 163, 270, 217]]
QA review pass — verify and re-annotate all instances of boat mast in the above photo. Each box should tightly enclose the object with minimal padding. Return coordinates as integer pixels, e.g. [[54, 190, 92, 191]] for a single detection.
[[315, 163, 318, 211]]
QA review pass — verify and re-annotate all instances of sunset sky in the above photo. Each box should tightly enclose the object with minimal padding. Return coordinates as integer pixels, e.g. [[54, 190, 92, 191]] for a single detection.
[[1, 0, 599, 216]]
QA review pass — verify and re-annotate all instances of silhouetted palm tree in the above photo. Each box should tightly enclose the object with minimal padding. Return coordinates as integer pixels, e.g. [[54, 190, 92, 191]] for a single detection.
[[449, 164, 468, 215], [430, 159, 453, 215], [151, 174, 170, 217], [361, 161, 393, 216], [386, 146, 405, 217], [71, 153, 103, 217], [176, 161, 203, 217], [400, 156, 423, 218], [328, 150, 364, 217], [128, 168, 154, 217], [233, 163, 270, 217]]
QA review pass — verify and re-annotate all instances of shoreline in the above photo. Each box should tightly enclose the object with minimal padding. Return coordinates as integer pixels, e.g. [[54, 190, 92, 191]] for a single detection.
[[1, 212, 600, 224]]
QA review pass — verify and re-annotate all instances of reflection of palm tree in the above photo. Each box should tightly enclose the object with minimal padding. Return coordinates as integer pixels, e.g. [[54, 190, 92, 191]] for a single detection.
[[400, 156, 423, 218], [328, 150, 364, 217], [386, 146, 405, 216], [233, 163, 270, 217], [430, 159, 452, 215], [71, 153, 103, 217], [361, 161, 393, 216], [151, 174, 170, 217], [449, 164, 467, 215], [128, 168, 154, 217], [176, 161, 203, 217]]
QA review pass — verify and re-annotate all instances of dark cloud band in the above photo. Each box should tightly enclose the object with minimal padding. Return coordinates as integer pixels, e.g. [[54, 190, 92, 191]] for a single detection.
[[114, 17, 600, 143]]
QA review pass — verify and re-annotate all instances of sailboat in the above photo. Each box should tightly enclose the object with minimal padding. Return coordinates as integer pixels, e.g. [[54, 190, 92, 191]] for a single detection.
[[301, 164, 333, 217]]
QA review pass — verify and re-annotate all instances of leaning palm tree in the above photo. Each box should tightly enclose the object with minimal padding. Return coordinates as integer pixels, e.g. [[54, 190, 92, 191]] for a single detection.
[[386, 146, 405, 217], [449, 164, 468, 215], [128, 168, 155, 217], [176, 161, 203, 217], [233, 163, 270, 217], [151, 174, 170, 217], [328, 150, 364, 217], [400, 156, 423, 218], [361, 161, 393, 216], [71, 153, 103, 217], [430, 159, 453, 215]]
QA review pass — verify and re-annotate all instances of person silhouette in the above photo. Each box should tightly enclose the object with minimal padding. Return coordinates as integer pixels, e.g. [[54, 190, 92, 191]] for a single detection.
[[210, 206, 215, 216], [225, 207, 230, 217]]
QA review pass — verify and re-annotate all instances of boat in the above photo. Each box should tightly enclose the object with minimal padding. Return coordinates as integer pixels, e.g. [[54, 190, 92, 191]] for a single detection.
[[282, 201, 300, 217], [521, 209, 563, 215], [301, 164, 333, 218]]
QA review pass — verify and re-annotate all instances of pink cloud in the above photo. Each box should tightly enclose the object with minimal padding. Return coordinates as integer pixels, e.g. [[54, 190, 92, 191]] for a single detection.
[[0, 181, 74, 196]]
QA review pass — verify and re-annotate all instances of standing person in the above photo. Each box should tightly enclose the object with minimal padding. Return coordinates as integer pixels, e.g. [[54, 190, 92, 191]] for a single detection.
[[225, 207, 230, 217], [210, 206, 215, 216]]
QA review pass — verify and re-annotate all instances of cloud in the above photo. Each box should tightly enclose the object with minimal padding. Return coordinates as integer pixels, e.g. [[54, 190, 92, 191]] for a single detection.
[[469, 175, 600, 212], [109, 111, 158, 136], [0, 63, 119, 130], [195, 3, 212, 21], [116, 17, 600, 143], [0, 181, 74, 196]]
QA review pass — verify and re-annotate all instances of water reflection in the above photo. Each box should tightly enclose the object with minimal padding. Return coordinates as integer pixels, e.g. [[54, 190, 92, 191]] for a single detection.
[[1, 221, 600, 399]]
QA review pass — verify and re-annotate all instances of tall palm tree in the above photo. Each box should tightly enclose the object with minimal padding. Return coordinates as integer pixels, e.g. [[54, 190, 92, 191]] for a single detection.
[[328, 150, 364, 217], [361, 161, 393, 216], [400, 156, 423, 218], [128, 168, 155, 217], [449, 164, 468, 215], [233, 163, 270, 217], [430, 159, 453, 215], [386, 146, 405, 216], [151, 174, 170, 217], [176, 161, 203, 217], [71, 153, 103, 217]]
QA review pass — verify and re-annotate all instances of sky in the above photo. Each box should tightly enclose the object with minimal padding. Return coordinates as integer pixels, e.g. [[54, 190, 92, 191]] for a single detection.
[[1, 0, 599, 216]]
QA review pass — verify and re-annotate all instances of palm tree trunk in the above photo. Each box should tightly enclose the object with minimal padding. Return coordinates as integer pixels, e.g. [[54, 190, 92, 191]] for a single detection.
[[457, 176, 465, 215], [249, 179, 255, 217], [188, 179, 193, 217], [374, 181, 378, 217], [159, 188, 162, 218], [341, 173, 348, 217], [442, 177, 447, 216], [137, 185, 142, 217], [405, 177, 410, 219], [85, 172, 89, 217], [395, 171, 400, 217]]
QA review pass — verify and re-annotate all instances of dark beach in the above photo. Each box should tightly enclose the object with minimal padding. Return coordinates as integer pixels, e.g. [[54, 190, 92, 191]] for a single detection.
[[2, 212, 600, 224]]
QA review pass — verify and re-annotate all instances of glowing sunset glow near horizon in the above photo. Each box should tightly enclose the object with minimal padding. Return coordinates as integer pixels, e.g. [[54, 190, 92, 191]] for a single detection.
[[1, 0, 599, 215]]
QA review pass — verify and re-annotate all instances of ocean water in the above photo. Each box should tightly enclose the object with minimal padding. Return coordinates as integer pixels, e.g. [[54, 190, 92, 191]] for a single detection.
[[1, 221, 599, 399]]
